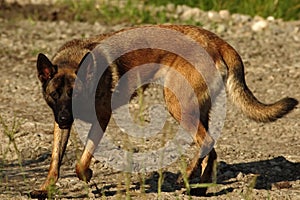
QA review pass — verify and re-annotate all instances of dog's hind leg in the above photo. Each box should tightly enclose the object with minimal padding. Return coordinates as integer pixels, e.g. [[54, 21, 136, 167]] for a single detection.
[[163, 86, 216, 196], [178, 120, 217, 196], [188, 147, 217, 196]]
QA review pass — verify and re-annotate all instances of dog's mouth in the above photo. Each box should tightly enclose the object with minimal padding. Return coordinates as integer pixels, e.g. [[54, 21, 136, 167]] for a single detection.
[[56, 113, 74, 129], [58, 124, 72, 129], [57, 120, 73, 129]]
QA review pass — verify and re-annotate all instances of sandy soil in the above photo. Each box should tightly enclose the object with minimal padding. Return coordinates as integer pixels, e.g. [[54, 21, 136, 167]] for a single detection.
[[0, 2, 300, 200]]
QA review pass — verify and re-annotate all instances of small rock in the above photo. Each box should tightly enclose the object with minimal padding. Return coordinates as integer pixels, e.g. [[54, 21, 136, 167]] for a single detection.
[[208, 11, 221, 22], [251, 20, 268, 32], [216, 24, 227, 33], [237, 172, 244, 180], [219, 10, 230, 20], [166, 3, 175, 12], [231, 14, 251, 23], [176, 5, 191, 15], [253, 15, 265, 21], [180, 8, 201, 21], [267, 16, 275, 21], [232, 14, 252, 24]]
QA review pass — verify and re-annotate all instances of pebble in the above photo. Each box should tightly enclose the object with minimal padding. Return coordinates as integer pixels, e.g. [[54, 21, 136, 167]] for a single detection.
[[232, 13, 252, 24], [165, 3, 175, 12], [219, 10, 230, 20], [176, 5, 191, 15], [216, 24, 227, 33], [237, 172, 245, 180], [208, 10, 221, 22], [180, 7, 201, 21], [251, 20, 268, 32], [267, 16, 275, 21]]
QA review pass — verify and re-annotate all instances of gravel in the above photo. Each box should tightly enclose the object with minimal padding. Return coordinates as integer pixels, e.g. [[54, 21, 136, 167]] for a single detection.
[[0, 1, 299, 199]]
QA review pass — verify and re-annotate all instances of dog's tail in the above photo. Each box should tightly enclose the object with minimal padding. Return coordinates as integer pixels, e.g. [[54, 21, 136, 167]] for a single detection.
[[220, 44, 298, 122]]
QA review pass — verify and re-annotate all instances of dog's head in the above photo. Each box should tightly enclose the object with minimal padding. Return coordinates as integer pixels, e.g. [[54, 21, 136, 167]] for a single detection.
[[37, 53, 86, 129], [37, 51, 109, 129]]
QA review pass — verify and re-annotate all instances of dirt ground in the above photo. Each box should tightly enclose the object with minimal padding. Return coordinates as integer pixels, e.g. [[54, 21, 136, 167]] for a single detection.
[[0, 2, 300, 200]]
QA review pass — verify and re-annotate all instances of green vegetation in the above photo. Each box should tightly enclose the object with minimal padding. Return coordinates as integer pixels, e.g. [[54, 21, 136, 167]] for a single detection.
[[0, 115, 24, 173], [58, 0, 172, 24], [57, 0, 299, 25], [241, 174, 259, 200], [0, 115, 26, 194], [147, 0, 300, 21], [46, 179, 61, 200]]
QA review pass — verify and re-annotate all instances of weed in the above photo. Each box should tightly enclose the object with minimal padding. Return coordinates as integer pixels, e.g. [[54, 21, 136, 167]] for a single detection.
[[124, 171, 132, 200], [44, 178, 63, 199], [0, 115, 28, 197], [0, 115, 24, 175], [178, 156, 191, 197], [138, 171, 146, 198], [241, 174, 259, 200]]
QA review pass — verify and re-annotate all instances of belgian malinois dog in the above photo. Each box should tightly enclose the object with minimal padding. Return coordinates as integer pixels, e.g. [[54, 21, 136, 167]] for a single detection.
[[30, 25, 298, 198]]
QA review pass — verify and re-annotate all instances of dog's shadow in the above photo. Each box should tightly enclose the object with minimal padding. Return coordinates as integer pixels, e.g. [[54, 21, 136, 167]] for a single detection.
[[217, 156, 300, 189], [95, 156, 300, 197]]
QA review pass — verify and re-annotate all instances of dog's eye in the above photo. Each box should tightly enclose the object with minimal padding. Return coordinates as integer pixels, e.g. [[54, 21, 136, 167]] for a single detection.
[[50, 91, 59, 100]]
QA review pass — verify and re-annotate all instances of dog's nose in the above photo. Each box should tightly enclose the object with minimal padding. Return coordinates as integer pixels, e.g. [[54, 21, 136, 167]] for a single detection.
[[59, 115, 68, 122], [58, 110, 72, 125]]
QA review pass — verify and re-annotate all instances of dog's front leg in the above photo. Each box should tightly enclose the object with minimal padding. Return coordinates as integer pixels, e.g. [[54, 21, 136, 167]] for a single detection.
[[75, 120, 105, 182], [30, 122, 71, 198]]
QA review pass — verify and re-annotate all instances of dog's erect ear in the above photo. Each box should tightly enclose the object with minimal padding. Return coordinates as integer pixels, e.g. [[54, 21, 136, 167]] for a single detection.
[[37, 53, 58, 83], [76, 51, 109, 93], [76, 52, 97, 95], [76, 52, 95, 85]]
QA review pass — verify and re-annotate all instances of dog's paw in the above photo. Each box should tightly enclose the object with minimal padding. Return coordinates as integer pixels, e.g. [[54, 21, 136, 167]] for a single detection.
[[75, 164, 93, 182], [29, 189, 48, 200], [77, 168, 93, 182]]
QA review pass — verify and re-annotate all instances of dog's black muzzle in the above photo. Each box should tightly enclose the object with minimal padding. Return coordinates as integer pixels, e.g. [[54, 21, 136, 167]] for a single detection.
[[57, 108, 73, 129]]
